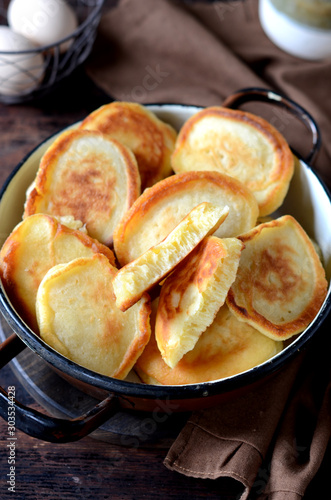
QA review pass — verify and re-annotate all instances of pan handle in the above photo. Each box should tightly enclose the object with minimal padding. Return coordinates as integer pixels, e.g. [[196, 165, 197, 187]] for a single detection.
[[0, 333, 120, 443], [222, 87, 321, 165]]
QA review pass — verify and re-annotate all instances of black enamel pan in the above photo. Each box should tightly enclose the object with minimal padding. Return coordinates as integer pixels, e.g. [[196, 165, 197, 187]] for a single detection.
[[1, 88, 331, 443]]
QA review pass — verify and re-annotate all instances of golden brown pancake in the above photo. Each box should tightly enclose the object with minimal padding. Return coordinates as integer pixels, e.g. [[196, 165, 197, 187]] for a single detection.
[[171, 106, 294, 216], [36, 254, 151, 379], [113, 170, 258, 266], [112, 202, 229, 312], [226, 215, 328, 340], [155, 236, 244, 368], [0, 214, 115, 332], [23, 128, 141, 246], [135, 303, 283, 385], [80, 101, 177, 190]]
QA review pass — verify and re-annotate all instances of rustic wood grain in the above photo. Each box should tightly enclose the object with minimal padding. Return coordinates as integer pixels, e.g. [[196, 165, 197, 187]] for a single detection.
[[0, 363, 242, 500], [0, 67, 110, 188]]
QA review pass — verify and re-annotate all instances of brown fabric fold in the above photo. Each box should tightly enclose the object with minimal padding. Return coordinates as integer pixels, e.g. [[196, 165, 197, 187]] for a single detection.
[[86, 0, 331, 185], [260, 363, 331, 499], [165, 354, 303, 498], [85, 1, 331, 498], [164, 329, 331, 499]]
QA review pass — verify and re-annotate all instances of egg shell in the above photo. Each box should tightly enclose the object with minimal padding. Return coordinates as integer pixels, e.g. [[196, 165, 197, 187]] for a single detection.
[[0, 26, 45, 96], [8, 0, 78, 52]]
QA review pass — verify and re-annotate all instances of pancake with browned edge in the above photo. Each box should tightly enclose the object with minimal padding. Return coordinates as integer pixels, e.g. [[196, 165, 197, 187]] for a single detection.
[[113, 203, 229, 311], [0, 214, 115, 332], [226, 215, 328, 340], [171, 106, 294, 216], [24, 129, 141, 246], [135, 303, 282, 385], [36, 254, 151, 379], [80, 101, 177, 190], [113, 170, 258, 266], [156, 236, 243, 368]]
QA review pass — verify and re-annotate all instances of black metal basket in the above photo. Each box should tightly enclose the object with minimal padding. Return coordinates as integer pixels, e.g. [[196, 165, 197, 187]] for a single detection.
[[0, 0, 105, 104]]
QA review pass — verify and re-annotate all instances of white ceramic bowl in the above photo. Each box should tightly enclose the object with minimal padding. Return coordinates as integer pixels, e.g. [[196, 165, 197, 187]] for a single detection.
[[259, 0, 331, 60]]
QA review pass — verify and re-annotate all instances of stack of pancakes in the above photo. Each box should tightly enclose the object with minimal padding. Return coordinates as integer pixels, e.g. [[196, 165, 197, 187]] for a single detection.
[[0, 102, 328, 384]]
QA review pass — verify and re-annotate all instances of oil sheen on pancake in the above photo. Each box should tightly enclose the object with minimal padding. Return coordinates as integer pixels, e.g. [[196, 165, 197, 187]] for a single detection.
[[24, 129, 141, 246], [171, 106, 294, 216], [80, 101, 177, 190], [36, 253, 151, 379], [226, 215, 328, 340]]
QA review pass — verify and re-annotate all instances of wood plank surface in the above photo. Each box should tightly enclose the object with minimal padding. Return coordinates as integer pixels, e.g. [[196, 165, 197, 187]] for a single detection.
[[0, 361, 242, 500]]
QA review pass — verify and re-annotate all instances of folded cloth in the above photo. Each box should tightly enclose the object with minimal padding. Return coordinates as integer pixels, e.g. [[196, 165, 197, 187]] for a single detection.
[[85, 0, 331, 497], [86, 0, 331, 185], [165, 327, 331, 499]]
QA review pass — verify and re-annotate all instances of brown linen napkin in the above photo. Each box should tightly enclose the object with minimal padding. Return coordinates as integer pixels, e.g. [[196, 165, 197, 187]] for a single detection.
[[86, 0, 331, 185], [85, 0, 331, 497], [164, 328, 331, 499]]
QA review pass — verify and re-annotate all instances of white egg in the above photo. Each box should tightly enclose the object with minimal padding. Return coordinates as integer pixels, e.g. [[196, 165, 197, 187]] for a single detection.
[[7, 0, 78, 52], [0, 26, 45, 96]]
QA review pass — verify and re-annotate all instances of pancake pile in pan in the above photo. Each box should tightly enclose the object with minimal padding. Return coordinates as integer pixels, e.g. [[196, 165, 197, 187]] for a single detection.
[[0, 102, 328, 383]]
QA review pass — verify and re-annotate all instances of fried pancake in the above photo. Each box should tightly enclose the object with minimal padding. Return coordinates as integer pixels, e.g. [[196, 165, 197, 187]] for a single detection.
[[113, 170, 258, 266], [171, 106, 294, 216], [113, 203, 229, 312], [135, 303, 282, 385], [80, 101, 177, 190], [0, 214, 115, 332], [226, 215, 328, 340], [156, 236, 244, 368], [36, 254, 151, 379], [23, 129, 140, 246]]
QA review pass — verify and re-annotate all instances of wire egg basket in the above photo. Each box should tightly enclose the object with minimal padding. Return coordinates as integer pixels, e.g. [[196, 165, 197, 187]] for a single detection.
[[0, 0, 105, 104]]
